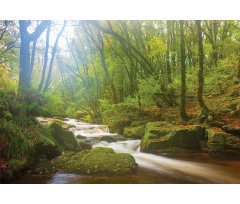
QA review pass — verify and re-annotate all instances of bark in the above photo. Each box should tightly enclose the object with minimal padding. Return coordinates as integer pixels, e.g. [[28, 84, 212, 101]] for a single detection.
[[196, 20, 210, 115], [179, 20, 189, 121], [38, 22, 51, 92], [43, 21, 66, 93], [18, 20, 50, 92], [30, 39, 37, 83]]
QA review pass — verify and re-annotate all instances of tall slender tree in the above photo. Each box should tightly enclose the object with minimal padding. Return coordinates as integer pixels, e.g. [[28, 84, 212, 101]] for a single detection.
[[196, 20, 210, 115], [179, 20, 189, 121], [43, 21, 66, 93]]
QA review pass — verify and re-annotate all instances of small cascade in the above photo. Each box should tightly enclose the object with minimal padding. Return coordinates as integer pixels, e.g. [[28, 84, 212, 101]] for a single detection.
[[65, 118, 240, 184]]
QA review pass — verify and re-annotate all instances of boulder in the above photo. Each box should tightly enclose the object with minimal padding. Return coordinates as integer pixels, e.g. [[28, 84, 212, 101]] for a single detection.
[[140, 122, 206, 153], [100, 136, 116, 143], [53, 147, 138, 175], [207, 128, 240, 156], [124, 125, 145, 139], [35, 133, 60, 160], [79, 142, 92, 150], [131, 120, 148, 127], [76, 135, 87, 139], [49, 121, 81, 153]]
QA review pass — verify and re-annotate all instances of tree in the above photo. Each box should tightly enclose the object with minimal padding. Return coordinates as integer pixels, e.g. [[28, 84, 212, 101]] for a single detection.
[[196, 20, 210, 115], [179, 20, 189, 121], [18, 20, 50, 92], [43, 21, 66, 93], [38, 22, 51, 92]]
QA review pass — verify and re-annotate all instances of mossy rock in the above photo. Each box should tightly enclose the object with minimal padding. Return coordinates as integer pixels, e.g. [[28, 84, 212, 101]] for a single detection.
[[131, 120, 148, 127], [49, 121, 81, 153], [76, 135, 87, 139], [34, 133, 60, 160], [63, 124, 76, 130], [100, 136, 116, 143], [52, 119, 64, 126], [207, 129, 240, 156], [1, 159, 28, 181], [53, 147, 138, 175], [140, 122, 206, 153], [79, 142, 92, 150], [124, 125, 145, 139]]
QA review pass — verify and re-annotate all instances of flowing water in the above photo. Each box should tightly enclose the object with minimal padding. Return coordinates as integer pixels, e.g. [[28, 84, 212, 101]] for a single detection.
[[14, 118, 240, 184]]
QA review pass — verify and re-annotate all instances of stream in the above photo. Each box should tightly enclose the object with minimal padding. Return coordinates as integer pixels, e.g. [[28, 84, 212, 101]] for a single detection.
[[14, 118, 240, 184]]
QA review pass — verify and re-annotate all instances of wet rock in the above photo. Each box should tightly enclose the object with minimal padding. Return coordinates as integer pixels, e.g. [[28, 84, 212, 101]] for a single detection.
[[76, 135, 87, 139], [53, 147, 138, 175], [79, 142, 92, 150], [100, 136, 116, 143], [49, 121, 81, 153], [207, 129, 240, 156], [140, 122, 206, 153], [124, 125, 145, 139]]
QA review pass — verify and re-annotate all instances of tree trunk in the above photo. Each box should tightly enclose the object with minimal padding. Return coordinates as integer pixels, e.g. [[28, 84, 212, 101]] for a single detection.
[[43, 21, 66, 93], [38, 22, 51, 92], [196, 20, 210, 115], [18, 20, 50, 93], [179, 20, 189, 121]]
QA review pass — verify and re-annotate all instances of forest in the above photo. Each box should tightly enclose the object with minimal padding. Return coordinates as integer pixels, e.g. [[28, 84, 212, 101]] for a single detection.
[[0, 20, 240, 184]]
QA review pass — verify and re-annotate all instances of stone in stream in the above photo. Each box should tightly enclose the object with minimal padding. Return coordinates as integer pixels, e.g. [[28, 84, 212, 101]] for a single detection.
[[124, 125, 145, 139], [52, 147, 138, 175], [140, 122, 206, 153], [207, 128, 240, 156], [76, 135, 87, 139], [49, 121, 81, 153], [100, 136, 116, 143], [79, 142, 92, 150]]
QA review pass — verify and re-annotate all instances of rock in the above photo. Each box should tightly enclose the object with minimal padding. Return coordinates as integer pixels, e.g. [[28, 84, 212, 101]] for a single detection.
[[124, 125, 145, 139], [49, 121, 81, 153], [207, 129, 240, 156], [100, 136, 116, 143], [131, 120, 148, 127], [35, 133, 60, 160], [221, 125, 240, 136], [53, 147, 138, 175], [63, 124, 76, 130], [140, 122, 206, 153], [76, 135, 87, 139], [79, 142, 92, 150]]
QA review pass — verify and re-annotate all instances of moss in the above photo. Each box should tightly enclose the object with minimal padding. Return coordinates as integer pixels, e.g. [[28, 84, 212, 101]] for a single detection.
[[76, 135, 87, 139], [79, 142, 92, 150], [140, 122, 206, 153], [207, 129, 240, 156], [100, 136, 116, 143], [49, 121, 81, 153], [124, 125, 145, 139], [52, 147, 138, 175], [2, 159, 28, 181]]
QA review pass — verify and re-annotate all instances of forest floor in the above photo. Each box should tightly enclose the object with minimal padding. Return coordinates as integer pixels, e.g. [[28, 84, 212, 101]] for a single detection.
[[144, 83, 240, 129]]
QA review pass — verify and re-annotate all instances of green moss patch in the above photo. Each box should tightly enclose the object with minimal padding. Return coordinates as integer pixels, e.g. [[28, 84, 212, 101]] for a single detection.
[[52, 147, 138, 175], [140, 122, 206, 153]]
